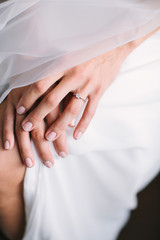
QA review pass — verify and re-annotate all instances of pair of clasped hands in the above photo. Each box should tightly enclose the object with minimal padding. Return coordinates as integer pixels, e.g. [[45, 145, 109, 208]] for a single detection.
[[2, 43, 136, 168]]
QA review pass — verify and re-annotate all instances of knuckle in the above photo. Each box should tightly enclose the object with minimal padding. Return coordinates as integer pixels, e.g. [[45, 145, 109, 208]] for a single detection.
[[75, 70, 86, 79], [3, 128, 11, 137], [68, 105, 79, 116], [55, 123, 66, 133], [76, 72, 88, 82], [4, 114, 11, 123], [29, 112, 41, 123], [74, 65, 88, 77], [44, 95, 56, 108], [33, 81, 44, 94], [32, 129, 43, 141]]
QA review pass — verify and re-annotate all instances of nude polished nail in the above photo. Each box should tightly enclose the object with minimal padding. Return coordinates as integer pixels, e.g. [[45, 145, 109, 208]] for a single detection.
[[46, 131, 56, 141], [75, 131, 83, 140], [17, 106, 26, 114], [22, 121, 33, 131], [59, 151, 67, 158], [4, 140, 9, 150], [43, 161, 53, 168], [25, 158, 33, 168]]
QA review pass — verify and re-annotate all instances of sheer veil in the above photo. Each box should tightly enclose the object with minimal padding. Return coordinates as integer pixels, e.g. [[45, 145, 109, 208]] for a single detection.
[[0, 0, 160, 102]]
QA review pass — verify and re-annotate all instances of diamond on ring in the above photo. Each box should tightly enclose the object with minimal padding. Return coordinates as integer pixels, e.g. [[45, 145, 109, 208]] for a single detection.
[[75, 94, 81, 99], [73, 93, 87, 102]]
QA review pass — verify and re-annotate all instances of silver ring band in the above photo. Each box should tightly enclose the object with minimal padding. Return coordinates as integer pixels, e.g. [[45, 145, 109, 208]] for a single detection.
[[73, 93, 87, 102]]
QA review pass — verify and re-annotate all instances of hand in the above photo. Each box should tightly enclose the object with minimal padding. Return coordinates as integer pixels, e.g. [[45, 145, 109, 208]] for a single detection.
[[3, 29, 159, 167], [16, 44, 132, 141], [2, 85, 68, 168]]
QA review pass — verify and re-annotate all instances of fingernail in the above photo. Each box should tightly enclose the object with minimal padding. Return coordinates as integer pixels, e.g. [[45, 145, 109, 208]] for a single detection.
[[75, 131, 83, 140], [43, 161, 53, 168], [70, 119, 76, 127], [25, 158, 33, 168], [22, 121, 33, 131], [59, 151, 67, 158], [46, 131, 56, 141], [4, 140, 9, 150], [17, 106, 26, 114]]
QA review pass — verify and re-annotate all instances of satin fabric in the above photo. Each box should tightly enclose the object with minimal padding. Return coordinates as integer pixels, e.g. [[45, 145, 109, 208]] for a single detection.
[[0, 1, 160, 239], [23, 32, 160, 240]]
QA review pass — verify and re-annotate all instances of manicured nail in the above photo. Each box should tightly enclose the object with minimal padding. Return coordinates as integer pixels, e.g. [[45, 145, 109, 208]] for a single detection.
[[22, 121, 33, 131], [17, 106, 26, 114], [75, 131, 83, 140], [70, 119, 76, 127], [4, 140, 9, 150], [46, 131, 56, 141], [59, 151, 67, 158], [43, 161, 53, 168], [25, 158, 33, 168]]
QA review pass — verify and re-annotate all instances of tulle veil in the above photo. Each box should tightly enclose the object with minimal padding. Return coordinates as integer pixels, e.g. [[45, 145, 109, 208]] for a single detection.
[[0, 0, 160, 102]]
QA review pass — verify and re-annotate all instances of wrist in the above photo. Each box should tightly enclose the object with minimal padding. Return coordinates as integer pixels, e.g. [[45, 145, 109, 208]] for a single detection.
[[122, 26, 160, 58]]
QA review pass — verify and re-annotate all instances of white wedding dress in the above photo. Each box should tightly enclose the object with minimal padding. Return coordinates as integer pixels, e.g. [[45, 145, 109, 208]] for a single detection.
[[22, 31, 160, 240], [0, 1, 160, 240]]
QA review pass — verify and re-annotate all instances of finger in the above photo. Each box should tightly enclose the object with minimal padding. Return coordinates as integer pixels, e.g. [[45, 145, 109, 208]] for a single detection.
[[21, 76, 76, 132], [62, 93, 77, 127], [16, 72, 64, 115], [31, 121, 54, 168], [16, 114, 35, 168], [3, 99, 15, 150], [46, 109, 68, 158], [46, 106, 60, 126], [61, 92, 76, 127], [73, 95, 100, 140], [53, 132, 68, 158], [45, 91, 88, 142]]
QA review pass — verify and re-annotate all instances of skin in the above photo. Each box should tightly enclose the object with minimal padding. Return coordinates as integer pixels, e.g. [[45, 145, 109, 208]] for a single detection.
[[0, 100, 26, 240], [2, 27, 160, 169], [0, 27, 159, 239]]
